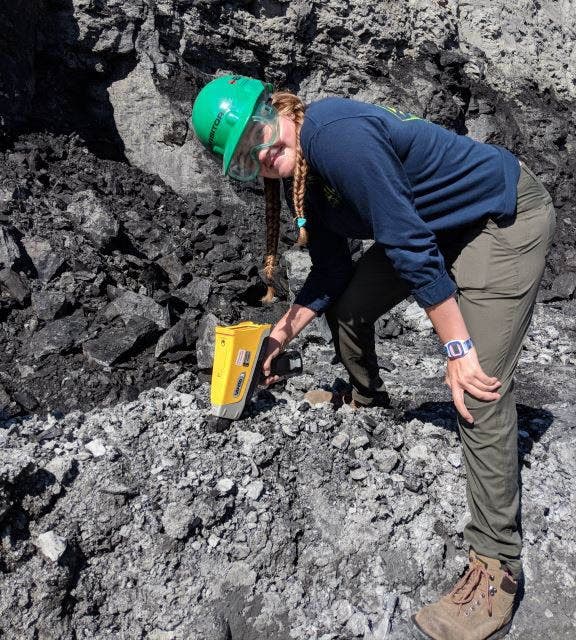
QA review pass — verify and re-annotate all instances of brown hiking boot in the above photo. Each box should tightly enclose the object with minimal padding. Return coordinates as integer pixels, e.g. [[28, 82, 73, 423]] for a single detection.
[[412, 551, 517, 640], [303, 388, 390, 409], [303, 389, 356, 408]]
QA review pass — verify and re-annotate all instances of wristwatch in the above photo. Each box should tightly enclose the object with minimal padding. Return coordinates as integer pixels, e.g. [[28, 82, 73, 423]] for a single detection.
[[444, 338, 474, 360]]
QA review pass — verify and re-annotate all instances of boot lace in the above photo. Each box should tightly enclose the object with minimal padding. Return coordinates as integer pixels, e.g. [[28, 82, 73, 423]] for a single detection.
[[449, 560, 494, 616]]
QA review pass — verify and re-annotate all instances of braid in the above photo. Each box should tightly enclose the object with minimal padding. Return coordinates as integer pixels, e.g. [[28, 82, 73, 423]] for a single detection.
[[261, 177, 281, 304], [291, 105, 309, 246], [259, 90, 309, 303]]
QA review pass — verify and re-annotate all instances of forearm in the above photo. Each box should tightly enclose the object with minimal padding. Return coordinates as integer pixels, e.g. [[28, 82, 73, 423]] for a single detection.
[[270, 304, 318, 347], [425, 295, 470, 344]]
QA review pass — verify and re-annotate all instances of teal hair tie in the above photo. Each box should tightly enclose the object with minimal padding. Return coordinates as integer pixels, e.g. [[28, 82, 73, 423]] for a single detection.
[[296, 217, 307, 229]]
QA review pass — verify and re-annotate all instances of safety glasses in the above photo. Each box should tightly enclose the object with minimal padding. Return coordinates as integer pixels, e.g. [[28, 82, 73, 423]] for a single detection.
[[228, 101, 280, 182]]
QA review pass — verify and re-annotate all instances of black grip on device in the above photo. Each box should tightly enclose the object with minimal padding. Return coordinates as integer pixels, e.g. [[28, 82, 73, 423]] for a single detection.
[[269, 350, 303, 378]]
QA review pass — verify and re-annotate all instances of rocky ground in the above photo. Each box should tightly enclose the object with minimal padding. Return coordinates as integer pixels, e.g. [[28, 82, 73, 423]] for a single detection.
[[0, 293, 574, 640]]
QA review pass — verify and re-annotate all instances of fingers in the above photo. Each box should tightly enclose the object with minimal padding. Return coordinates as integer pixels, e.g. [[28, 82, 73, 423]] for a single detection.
[[261, 356, 273, 378], [261, 374, 282, 387], [261, 346, 282, 387], [261, 345, 281, 377], [452, 387, 474, 424], [445, 352, 504, 424], [449, 380, 501, 424], [470, 375, 501, 392], [445, 375, 501, 399], [462, 375, 501, 401], [475, 373, 501, 389]]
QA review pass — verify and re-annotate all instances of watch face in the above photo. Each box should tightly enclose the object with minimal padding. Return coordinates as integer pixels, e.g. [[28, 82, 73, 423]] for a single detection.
[[448, 342, 463, 357]]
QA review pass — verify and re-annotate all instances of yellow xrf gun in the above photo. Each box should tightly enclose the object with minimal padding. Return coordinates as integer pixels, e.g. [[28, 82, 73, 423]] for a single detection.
[[209, 322, 302, 430]]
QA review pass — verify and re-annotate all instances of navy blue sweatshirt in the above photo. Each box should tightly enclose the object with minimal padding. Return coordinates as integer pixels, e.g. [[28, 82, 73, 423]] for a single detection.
[[288, 97, 520, 313]]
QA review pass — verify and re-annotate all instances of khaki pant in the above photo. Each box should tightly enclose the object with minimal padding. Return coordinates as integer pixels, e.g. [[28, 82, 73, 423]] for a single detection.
[[325, 162, 556, 576]]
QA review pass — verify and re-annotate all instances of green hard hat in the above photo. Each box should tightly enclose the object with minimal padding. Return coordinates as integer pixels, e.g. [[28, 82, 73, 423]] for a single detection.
[[190, 75, 273, 176]]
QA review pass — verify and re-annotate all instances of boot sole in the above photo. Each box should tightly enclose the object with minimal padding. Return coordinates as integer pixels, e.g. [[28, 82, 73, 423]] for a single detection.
[[411, 615, 512, 640]]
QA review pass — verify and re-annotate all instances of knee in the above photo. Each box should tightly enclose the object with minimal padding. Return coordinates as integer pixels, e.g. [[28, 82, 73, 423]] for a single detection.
[[326, 297, 354, 327]]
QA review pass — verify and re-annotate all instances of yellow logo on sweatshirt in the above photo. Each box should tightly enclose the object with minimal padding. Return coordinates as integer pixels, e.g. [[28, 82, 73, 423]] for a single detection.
[[378, 105, 422, 122]]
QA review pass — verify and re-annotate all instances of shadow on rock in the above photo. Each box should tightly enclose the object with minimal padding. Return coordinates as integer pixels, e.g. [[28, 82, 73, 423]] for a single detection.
[[13, 0, 138, 161], [403, 400, 553, 444]]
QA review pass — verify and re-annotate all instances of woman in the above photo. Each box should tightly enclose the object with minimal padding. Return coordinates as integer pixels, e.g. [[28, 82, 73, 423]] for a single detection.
[[191, 75, 555, 640]]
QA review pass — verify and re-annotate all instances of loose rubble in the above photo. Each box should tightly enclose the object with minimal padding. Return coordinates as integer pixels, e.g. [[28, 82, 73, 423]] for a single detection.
[[0, 297, 574, 639], [0, 133, 287, 420]]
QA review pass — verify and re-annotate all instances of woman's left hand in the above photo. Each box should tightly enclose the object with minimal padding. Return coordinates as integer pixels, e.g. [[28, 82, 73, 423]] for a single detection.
[[445, 348, 501, 423], [261, 334, 285, 387]]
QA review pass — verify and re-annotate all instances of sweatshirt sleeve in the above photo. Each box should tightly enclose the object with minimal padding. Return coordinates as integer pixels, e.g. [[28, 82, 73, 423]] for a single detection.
[[282, 178, 353, 315], [306, 117, 457, 308], [293, 219, 353, 315]]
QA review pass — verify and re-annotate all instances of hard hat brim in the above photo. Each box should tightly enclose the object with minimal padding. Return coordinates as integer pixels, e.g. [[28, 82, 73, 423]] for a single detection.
[[222, 109, 253, 176], [222, 83, 272, 176]]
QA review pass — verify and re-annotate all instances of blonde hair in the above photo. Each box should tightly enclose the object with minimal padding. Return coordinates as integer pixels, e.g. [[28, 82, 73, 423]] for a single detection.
[[261, 90, 309, 304]]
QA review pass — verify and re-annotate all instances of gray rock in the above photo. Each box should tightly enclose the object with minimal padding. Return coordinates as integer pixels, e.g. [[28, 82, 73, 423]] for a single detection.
[[154, 314, 196, 359], [282, 423, 299, 438], [34, 530, 67, 562], [401, 301, 433, 333], [331, 432, 350, 451], [21, 237, 66, 282], [237, 430, 266, 449], [0, 268, 29, 303], [541, 272, 576, 301], [0, 227, 21, 269], [0, 447, 35, 483], [224, 561, 257, 587], [44, 455, 75, 484], [216, 478, 235, 496], [108, 56, 242, 204], [350, 467, 368, 481], [346, 611, 368, 637], [0, 186, 15, 211], [447, 452, 462, 468], [66, 190, 119, 249], [156, 255, 189, 287], [85, 439, 106, 458], [366, 595, 397, 640], [0, 385, 20, 420], [28, 313, 89, 359], [332, 599, 354, 625], [31, 290, 68, 320], [407, 443, 430, 461], [104, 290, 170, 329], [83, 317, 158, 367], [162, 503, 200, 540], [466, 114, 501, 144], [350, 435, 370, 449], [195, 313, 220, 369], [372, 449, 400, 474], [173, 277, 212, 308], [245, 479, 264, 501]]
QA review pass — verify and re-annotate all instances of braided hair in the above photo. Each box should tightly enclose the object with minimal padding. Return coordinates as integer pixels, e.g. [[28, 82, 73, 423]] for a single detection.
[[261, 91, 309, 304]]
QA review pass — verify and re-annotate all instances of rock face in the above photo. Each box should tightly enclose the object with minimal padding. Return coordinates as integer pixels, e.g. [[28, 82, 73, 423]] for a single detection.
[[2, 2, 576, 202], [2, 1, 574, 312]]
